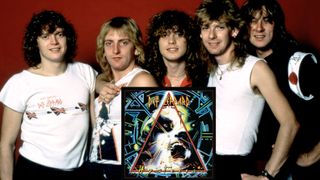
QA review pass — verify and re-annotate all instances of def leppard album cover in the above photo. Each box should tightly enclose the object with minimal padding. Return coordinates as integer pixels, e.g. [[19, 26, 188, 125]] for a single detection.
[[121, 87, 215, 179]]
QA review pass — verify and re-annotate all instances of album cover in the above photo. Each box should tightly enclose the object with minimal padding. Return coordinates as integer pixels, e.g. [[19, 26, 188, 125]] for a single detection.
[[122, 87, 215, 179]]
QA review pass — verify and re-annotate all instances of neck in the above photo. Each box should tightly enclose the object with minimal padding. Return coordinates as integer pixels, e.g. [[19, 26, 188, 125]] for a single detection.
[[30, 61, 67, 76], [164, 59, 186, 78], [112, 62, 136, 82], [215, 42, 235, 65], [256, 48, 273, 59]]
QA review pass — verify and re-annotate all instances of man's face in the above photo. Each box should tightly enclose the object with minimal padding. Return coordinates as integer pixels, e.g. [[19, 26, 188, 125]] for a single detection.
[[104, 29, 136, 72], [249, 7, 275, 49], [200, 20, 233, 57], [37, 27, 67, 63], [159, 30, 187, 62]]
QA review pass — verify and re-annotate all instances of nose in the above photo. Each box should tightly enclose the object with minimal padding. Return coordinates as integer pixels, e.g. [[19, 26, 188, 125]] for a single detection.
[[168, 33, 176, 44], [209, 27, 216, 39], [113, 43, 120, 54], [49, 35, 58, 44], [256, 20, 265, 32]]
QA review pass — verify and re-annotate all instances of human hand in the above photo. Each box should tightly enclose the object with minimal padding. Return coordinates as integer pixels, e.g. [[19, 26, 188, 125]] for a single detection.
[[98, 83, 124, 103]]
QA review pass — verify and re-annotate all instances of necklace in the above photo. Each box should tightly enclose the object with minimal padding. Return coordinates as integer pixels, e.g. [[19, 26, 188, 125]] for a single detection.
[[216, 65, 228, 80]]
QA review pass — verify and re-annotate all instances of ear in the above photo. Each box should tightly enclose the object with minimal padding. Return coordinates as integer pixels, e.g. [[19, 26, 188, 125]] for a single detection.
[[134, 49, 139, 56], [232, 28, 239, 38], [200, 34, 203, 39]]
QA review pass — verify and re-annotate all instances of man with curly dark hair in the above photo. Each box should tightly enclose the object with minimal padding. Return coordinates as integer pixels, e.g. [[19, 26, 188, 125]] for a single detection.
[[0, 10, 96, 180], [144, 10, 208, 87]]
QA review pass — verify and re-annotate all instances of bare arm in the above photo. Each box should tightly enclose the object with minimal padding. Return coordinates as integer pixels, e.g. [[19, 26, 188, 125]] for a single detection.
[[252, 61, 300, 177], [0, 106, 23, 180]]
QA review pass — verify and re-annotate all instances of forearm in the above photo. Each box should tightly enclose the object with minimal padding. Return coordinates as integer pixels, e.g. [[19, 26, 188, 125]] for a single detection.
[[0, 142, 15, 180], [264, 120, 299, 177]]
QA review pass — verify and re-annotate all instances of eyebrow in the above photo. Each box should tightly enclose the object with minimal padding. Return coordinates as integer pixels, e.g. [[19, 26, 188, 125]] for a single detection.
[[104, 38, 130, 42], [40, 29, 63, 35]]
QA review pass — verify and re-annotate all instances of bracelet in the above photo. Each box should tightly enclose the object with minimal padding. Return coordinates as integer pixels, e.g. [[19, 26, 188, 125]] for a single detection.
[[261, 170, 275, 180]]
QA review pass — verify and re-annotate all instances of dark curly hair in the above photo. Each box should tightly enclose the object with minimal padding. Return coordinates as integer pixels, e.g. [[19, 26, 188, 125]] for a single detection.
[[23, 10, 77, 67], [144, 10, 207, 87], [240, 0, 299, 55]]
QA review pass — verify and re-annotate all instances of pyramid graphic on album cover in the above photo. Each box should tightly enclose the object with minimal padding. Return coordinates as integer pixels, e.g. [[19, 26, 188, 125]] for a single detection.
[[130, 92, 207, 173]]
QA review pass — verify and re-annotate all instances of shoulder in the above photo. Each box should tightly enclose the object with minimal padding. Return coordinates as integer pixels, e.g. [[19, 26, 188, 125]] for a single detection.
[[69, 61, 94, 70], [129, 70, 158, 87], [246, 55, 265, 64], [68, 61, 97, 75], [250, 58, 276, 88], [252, 59, 272, 78], [3, 71, 29, 85], [241, 55, 267, 72]]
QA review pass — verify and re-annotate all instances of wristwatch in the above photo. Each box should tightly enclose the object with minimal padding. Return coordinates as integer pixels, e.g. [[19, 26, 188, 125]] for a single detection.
[[261, 169, 274, 180]]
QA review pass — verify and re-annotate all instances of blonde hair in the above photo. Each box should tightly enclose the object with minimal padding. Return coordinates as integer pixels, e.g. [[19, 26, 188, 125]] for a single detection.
[[96, 17, 145, 81]]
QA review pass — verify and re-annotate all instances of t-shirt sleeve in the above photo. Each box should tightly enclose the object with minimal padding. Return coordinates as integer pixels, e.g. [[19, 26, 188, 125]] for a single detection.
[[0, 74, 26, 112], [76, 62, 98, 94]]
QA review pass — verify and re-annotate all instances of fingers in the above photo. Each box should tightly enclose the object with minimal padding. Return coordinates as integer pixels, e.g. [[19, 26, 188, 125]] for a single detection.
[[98, 83, 121, 103], [118, 83, 127, 88]]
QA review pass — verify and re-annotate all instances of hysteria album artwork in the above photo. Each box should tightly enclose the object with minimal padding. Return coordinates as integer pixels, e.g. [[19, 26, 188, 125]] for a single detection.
[[122, 87, 215, 179]]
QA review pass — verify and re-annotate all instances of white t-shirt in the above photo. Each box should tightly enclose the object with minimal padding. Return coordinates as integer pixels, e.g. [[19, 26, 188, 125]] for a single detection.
[[208, 55, 265, 155], [0, 62, 97, 170]]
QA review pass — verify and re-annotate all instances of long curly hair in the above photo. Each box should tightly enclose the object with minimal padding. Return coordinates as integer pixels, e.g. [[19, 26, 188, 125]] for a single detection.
[[144, 10, 207, 87], [240, 0, 299, 55], [96, 17, 145, 82], [23, 10, 77, 67], [195, 0, 247, 73]]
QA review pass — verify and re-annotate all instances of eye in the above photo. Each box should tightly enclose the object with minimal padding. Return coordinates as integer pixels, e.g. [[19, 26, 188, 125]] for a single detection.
[[215, 25, 226, 31], [161, 32, 168, 38], [176, 32, 184, 37], [263, 17, 272, 23], [40, 34, 49, 39], [120, 40, 130, 46], [104, 41, 112, 47], [201, 24, 209, 30], [56, 32, 64, 37]]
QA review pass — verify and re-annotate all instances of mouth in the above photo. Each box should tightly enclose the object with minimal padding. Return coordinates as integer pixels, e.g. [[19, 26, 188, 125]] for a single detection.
[[167, 47, 179, 52], [170, 142, 188, 159], [112, 57, 122, 60], [253, 34, 265, 40], [49, 47, 61, 52], [207, 41, 219, 48]]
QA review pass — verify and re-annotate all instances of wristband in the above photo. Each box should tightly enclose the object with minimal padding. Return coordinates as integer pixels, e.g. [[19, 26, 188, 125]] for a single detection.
[[261, 169, 274, 180], [288, 52, 317, 100]]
